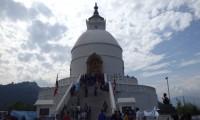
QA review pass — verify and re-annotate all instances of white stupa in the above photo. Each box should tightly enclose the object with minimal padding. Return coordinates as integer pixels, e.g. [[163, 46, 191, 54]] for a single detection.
[[70, 3, 124, 77], [35, 3, 158, 118]]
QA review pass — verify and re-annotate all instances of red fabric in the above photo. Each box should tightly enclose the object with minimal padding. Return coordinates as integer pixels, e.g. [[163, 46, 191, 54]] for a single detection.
[[63, 114, 71, 120], [54, 74, 58, 97]]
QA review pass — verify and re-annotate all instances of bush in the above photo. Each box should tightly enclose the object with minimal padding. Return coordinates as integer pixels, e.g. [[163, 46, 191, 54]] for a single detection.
[[176, 98, 200, 116]]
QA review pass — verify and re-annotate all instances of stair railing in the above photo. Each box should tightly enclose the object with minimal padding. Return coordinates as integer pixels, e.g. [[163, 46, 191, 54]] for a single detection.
[[108, 81, 116, 113], [104, 74, 108, 83], [105, 74, 116, 113], [55, 74, 82, 115]]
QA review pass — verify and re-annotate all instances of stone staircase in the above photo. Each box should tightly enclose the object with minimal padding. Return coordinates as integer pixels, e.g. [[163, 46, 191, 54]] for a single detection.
[[66, 86, 112, 119]]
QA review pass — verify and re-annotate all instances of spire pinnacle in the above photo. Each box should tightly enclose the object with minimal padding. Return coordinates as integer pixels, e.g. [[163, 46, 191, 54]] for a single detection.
[[94, 3, 99, 15]]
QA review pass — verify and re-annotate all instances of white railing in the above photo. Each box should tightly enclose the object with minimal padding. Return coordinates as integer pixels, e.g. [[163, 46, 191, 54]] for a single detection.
[[104, 74, 116, 113], [55, 84, 72, 114], [58, 76, 79, 87], [113, 84, 156, 93], [106, 74, 138, 85], [104, 74, 108, 83], [55, 75, 81, 114], [108, 82, 116, 113], [106, 75, 155, 93]]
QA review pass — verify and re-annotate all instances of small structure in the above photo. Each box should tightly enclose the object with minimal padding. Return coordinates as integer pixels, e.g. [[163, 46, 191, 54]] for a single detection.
[[34, 100, 54, 117], [117, 98, 136, 113]]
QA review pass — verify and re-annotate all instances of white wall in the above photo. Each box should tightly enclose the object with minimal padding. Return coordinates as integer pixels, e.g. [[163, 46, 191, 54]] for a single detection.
[[71, 43, 124, 76], [72, 43, 122, 60], [116, 91, 158, 111]]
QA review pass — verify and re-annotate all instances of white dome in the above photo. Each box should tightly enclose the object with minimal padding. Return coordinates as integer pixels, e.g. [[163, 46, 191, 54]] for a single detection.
[[72, 30, 122, 50]]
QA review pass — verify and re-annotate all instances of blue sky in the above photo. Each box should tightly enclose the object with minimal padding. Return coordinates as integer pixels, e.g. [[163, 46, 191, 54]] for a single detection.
[[0, 0, 200, 104], [136, 20, 200, 102]]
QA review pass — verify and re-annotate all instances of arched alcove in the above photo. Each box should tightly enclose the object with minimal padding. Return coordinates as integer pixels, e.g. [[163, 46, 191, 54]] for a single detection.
[[86, 53, 103, 74]]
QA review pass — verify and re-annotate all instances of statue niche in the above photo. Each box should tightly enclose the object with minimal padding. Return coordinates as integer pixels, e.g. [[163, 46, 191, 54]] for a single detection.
[[87, 53, 103, 74]]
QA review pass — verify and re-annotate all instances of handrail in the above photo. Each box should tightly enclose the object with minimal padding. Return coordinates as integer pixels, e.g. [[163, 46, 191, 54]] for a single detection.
[[55, 83, 72, 114], [104, 74, 108, 83], [55, 74, 81, 115], [115, 84, 156, 93], [58, 76, 79, 87], [76, 74, 82, 83], [108, 81, 116, 113]]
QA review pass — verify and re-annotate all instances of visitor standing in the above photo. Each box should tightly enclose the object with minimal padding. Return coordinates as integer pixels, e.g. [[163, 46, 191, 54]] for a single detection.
[[162, 93, 169, 104], [94, 84, 98, 96], [63, 111, 71, 120], [103, 101, 108, 112], [84, 86, 88, 97], [98, 110, 106, 120], [136, 108, 143, 120]]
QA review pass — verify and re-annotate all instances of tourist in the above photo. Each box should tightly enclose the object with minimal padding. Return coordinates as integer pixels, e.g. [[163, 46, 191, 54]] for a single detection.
[[21, 116, 26, 120], [84, 103, 88, 111], [94, 83, 98, 96], [162, 93, 169, 104], [103, 101, 108, 113], [81, 110, 87, 120], [111, 110, 117, 120], [116, 110, 122, 120], [76, 108, 81, 120], [70, 104, 75, 119], [136, 108, 143, 120], [63, 111, 71, 120], [70, 84, 74, 96], [87, 106, 91, 120], [84, 86, 88, 97], [123, 112, 128, 120], [77, 96, 80, 106], [128, 111, 135, 120], [98, 110, 106, 120], [55, 114, 59, 120]]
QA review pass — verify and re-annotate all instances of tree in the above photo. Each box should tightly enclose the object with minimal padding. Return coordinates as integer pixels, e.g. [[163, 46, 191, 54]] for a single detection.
[[176, 98, 200, 116], [7, 101, 36, 111]]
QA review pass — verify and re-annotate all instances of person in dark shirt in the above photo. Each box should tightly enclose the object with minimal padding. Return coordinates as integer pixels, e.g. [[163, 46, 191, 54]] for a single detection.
[[98, 110, 106, 120], [162, 93, 169, 104]]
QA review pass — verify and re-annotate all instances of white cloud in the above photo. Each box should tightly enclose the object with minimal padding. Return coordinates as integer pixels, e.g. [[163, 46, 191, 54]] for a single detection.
[[143, 62, 170, 71], [189, 0, 200, 19], [179, 59, 200, 67], [150, 11, 193, 31], [153, 74, 200, 103], [0, 0, 200, 87], [170, 75, 200, 97], [123, 51, 164, 72], [195, 52, 200, 56], [141, 70, 171, 77]]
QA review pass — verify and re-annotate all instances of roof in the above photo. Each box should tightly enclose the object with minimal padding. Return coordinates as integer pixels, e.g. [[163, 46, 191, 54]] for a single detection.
[[72, 30, 121, 50], [34, 100, 54, 106], [117, 98, 136, 103]]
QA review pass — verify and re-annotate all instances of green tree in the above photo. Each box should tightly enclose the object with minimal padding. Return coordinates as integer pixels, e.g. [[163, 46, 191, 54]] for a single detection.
[[7, 101, 36, 111], [176, 98, 200, 116]]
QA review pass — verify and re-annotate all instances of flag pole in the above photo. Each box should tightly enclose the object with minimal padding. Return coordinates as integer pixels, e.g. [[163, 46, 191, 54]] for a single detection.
[[166, 77, 170, 103], [54, 73, 58, 97]]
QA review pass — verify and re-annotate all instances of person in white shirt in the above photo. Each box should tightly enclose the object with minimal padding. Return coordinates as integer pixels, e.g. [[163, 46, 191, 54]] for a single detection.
[[136, 108, 143, 120]]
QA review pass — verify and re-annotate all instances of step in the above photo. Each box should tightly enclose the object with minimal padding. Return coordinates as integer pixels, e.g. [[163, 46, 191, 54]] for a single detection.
[[65, 86, 112, 119]]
